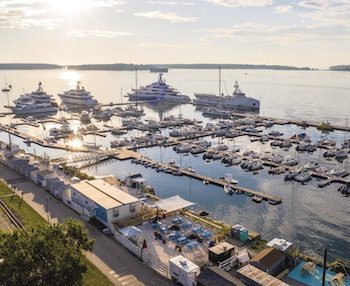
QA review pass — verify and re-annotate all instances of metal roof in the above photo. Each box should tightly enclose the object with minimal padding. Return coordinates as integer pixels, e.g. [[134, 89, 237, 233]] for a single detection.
[[71, 179, 139, 210]]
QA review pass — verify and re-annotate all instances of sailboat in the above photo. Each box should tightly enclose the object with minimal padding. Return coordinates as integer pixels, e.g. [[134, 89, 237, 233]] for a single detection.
[[2, 78, 12, 92]]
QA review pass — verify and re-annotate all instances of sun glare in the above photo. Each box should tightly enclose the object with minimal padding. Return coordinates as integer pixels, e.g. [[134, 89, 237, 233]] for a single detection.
[[60, 70, 81, 88], [68, 138, 83, 149], [53, 0, 91, 11]]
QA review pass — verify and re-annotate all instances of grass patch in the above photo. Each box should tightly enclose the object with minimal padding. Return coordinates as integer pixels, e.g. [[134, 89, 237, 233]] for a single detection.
[[0, 181, 113, 286]]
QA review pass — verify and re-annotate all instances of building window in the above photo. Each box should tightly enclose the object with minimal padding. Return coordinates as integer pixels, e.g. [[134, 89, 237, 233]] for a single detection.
[[130, 203, 136, 213], [113, 208, 119, 217]]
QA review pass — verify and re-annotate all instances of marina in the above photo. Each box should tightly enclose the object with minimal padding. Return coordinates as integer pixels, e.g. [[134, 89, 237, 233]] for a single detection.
[[0, 68, 350, 264]]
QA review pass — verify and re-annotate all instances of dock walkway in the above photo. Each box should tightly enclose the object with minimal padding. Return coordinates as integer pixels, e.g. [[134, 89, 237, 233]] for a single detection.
[[113, 149, 283, 203]]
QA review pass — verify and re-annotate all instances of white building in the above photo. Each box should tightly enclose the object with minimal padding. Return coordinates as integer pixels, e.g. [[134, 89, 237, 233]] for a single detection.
[[70, 179, 141, 225], [169, 255, 200, 286]]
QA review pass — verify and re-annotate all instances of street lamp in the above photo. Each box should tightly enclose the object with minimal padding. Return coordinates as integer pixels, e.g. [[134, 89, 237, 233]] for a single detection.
[[45, 196, 51, 224]]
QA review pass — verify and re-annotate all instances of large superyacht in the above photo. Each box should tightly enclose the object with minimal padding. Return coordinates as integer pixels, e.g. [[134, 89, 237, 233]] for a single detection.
[[58, 81, 98, 108], [128, 73, 191, 103]]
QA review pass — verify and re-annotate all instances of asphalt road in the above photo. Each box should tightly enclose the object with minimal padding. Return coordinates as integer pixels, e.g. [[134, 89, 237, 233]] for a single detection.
[[0, 164, 173, 286]]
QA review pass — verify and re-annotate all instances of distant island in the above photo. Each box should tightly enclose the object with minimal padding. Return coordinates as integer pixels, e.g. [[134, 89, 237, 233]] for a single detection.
[[329, 65, 350, 71], [0, 63, 313, 71], [0, 63, 61, 70]]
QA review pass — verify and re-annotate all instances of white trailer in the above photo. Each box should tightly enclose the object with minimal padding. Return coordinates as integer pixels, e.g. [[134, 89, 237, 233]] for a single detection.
[[169, 255, 200, 286]]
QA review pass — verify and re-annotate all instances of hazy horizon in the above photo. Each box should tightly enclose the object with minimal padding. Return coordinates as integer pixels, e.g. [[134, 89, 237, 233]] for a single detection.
[[1, 0, 350, 68]]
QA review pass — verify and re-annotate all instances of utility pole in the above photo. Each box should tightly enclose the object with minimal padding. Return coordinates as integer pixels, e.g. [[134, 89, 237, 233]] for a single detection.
[[322, 247, 327, 286]]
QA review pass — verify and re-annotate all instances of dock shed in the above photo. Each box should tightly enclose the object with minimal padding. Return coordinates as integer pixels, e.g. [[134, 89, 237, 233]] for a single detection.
[[250, 247, 285, 276], [209, 242, 235, 264], [70, 179, 140, 225], [237, 264, 290, 286], [197, 267, 239, 286]]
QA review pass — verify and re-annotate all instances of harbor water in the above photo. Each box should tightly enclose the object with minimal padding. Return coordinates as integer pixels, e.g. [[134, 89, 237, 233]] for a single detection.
[[0, 68, 349, 260]]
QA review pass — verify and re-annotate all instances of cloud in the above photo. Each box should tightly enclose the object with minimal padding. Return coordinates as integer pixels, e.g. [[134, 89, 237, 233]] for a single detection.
[[148, 1, 195, 5], [0, 2, 62, 30], [274, 4, 293, 13], [208, 0, 273, 7], [298, 0, 350, 26], [82, 0, 127, 8], [138, 42, 190, 48], [199, 21, 350, 43], [134, 11, 197, 23], [67, 29, 132, 38]]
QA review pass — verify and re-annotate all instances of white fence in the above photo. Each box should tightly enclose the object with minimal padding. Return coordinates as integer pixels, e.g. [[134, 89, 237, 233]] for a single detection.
[[107, 222, 169, 278]]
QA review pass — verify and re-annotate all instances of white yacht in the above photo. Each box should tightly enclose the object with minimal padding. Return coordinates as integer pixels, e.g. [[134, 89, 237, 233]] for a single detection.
[[14, 82, 57, 106], [128, 73, 191, 103], [59, 82, 98, 107], [11, 82, 58, 115], [12, 102, 57, 115], [194, 81, 260, 112]]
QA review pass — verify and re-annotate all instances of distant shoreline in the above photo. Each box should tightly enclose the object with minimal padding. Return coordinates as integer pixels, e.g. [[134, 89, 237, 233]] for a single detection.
[[0, 63, 318, 71]]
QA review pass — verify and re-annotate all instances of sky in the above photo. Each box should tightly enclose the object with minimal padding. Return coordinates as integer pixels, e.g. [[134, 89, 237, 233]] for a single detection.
[[0, 0, 349, 68]]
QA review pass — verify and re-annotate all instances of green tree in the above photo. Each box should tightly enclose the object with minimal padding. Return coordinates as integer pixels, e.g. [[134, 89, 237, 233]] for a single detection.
[[0, 219, 94, 286]]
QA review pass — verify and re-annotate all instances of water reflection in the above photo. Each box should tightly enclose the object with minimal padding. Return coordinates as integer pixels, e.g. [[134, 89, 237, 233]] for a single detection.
[[59, 70, 81, 88]]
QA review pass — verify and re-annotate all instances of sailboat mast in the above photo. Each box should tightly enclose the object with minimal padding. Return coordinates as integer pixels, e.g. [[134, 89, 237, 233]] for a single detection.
[[219, 66, 221, 97], [135, 66, 138, 108]]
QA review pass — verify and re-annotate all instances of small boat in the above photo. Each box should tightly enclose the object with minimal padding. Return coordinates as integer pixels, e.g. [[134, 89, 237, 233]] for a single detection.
[[335, 149, 348, 160], [203, 180, 209, 185], [23, 137, 32, 145], [284, 157, 298, 166], [252, 195, 263, 203], [268, 199, 280, 205], [164, 169, 173, 174], [224, 185, 234, 195], [271, 154, 284, 164], [329, 166, 348, 177], [295, 171, 312, 183], [222, 173, 238, 184], [303, 161, 319, 171]]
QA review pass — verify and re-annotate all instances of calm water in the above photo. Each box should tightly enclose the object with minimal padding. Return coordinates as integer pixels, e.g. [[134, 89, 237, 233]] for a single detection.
[[0, 69, 349, 259]]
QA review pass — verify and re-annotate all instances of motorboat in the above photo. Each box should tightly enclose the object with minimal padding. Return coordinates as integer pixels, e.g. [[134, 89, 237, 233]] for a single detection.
[[128, 73, 190, 103], [249, 161, 263, 172], [174, 144, 192, 154], [280, 140, 292, 149], [329, 166, 348, 177], [303, 161, 320, 171], [260, 135, 269, 143], [252, 195, 263, 203], [317, 138, 336, 148], [110, 139, 130, 148], [268, 130, 283, 137], [284, 170, 300, 181], [283, 157, 298, 166], [335, 149, 348, 160], [222, 173, 238, 184], [294, 171, 312, 182], [202, 107, 232, 118], [191, 146, 206, 154], [80, 110, 91, 124], [215, 144, 228, 151], [224, 185, 234, 195], [271, 154, 284, 164], [58, 81, 98, 108], [323, 149, 336, 158]]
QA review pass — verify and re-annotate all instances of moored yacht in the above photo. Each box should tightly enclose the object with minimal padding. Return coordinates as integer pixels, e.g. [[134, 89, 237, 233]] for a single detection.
[[11, 82, 58, 115], [128, 73, 190, 103], [59, 81, 98, 108], [194, 81, 260, 112]]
